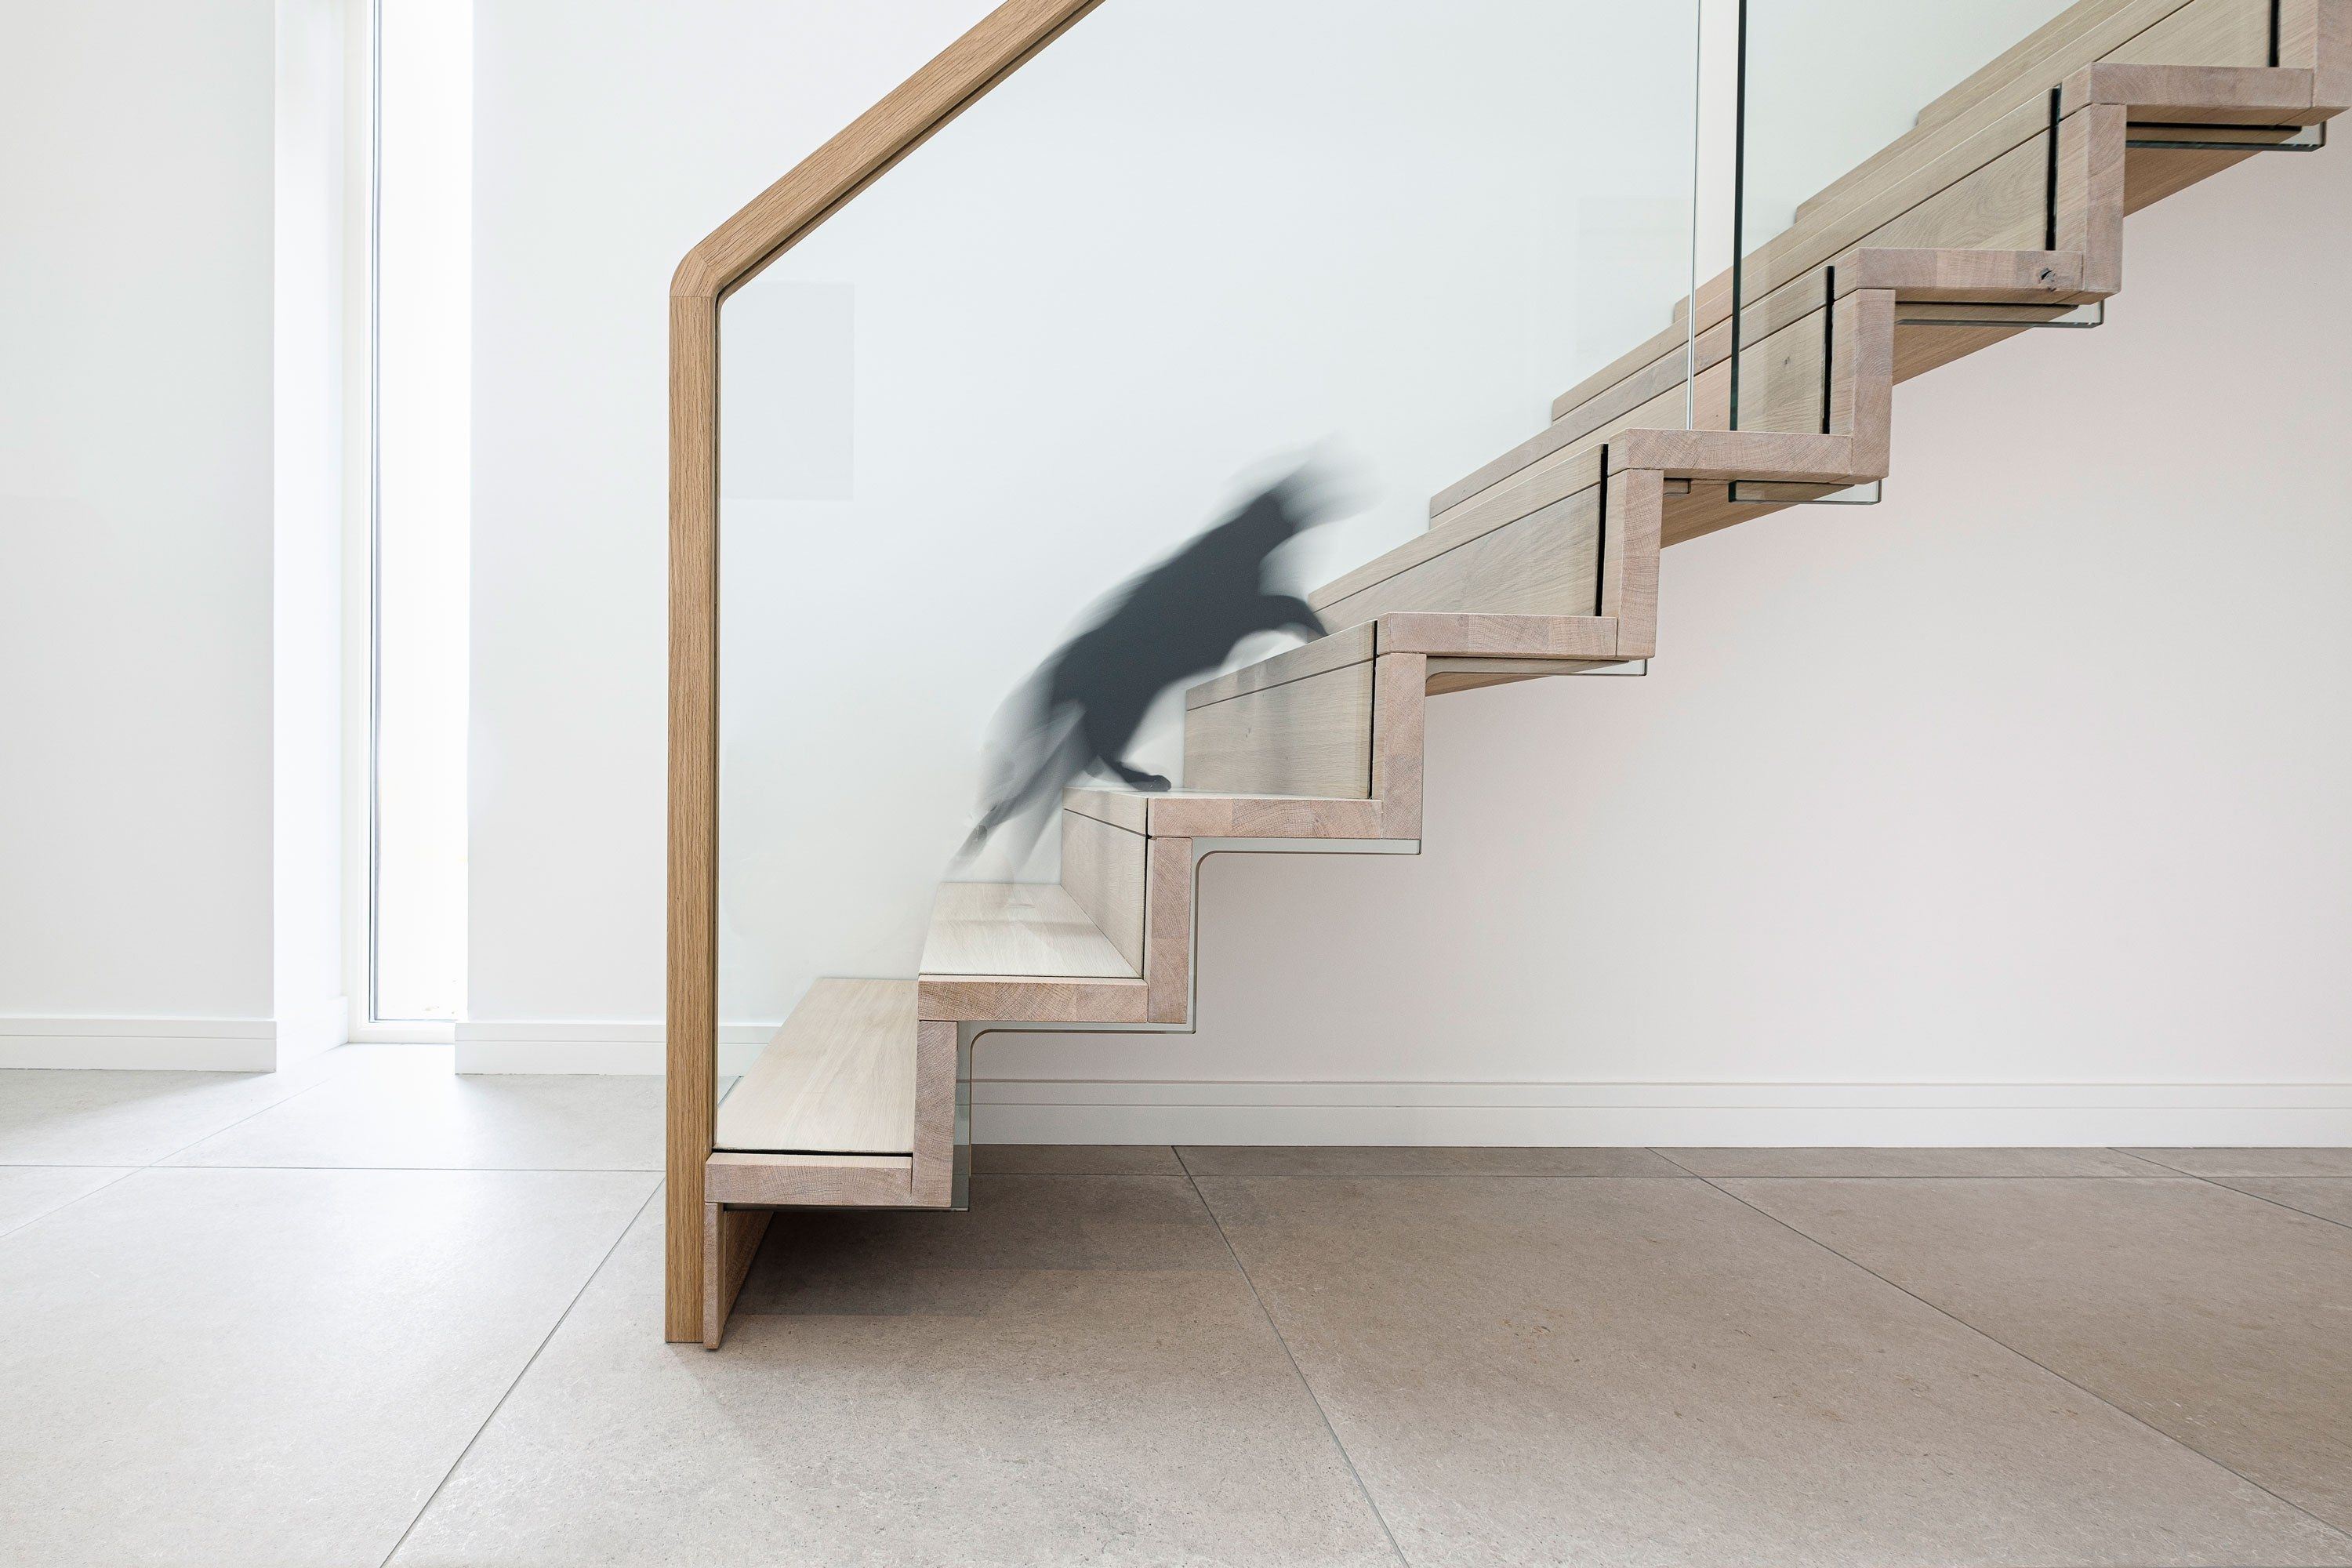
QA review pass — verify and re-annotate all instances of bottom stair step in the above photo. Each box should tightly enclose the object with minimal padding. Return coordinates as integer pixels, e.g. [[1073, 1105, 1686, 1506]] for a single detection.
[[714, 978, 916, 1155]]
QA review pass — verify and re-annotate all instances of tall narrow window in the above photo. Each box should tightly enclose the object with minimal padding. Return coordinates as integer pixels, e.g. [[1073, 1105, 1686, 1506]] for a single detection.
[[372, 0, 471, 1022]]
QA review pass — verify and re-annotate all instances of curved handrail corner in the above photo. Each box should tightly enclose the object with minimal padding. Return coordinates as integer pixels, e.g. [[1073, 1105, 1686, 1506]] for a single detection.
[[669, 0, 1106, 303]]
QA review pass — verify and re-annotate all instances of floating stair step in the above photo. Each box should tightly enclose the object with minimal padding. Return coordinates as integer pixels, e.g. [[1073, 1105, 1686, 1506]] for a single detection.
[[920, 881, 1138, 979], [1063, 786, 1388, 840], [714, 978, 916, 1155]]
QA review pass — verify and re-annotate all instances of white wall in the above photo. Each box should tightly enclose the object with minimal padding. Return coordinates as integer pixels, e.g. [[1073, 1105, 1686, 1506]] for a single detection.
[[0, 2, 276, 1064], [0, 0, 350, 1070], [465, 0, 1006, 1053], [466, 2, 2352, 1142]]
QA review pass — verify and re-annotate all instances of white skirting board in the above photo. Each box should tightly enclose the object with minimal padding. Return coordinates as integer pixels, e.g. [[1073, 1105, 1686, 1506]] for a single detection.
[[445, 1022, 2350, 1144], [0, 1008, 347, 1072], [967, 1079, 2352, 1147]]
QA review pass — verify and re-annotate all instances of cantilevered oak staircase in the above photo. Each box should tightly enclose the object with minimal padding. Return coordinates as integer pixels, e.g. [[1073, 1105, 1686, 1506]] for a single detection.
[[667, 0, 2350, 1345]]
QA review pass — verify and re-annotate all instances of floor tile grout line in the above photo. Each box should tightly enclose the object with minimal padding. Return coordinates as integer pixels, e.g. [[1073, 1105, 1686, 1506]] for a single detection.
[[2209, 1182, 2352, 1233], [1174, 1146, 1414, 1568], [146, 1058, 367, 1168], [2118, 1150, 2211, 1179], [1634, 1171, 2192, 1180], [2169, 1174, 2352, 1234], [0, 1167, 147, 1244], [2101, 1145, 2209, 1176], [1146, 1171, 1700, 1180], [1683, 1169, 2352, 1550], [0, 1160, 195, 1168], [0, 1062, 366, 1241], [0, 1160, 2227, 1179], [2084, 1151, 2352, 1234], [1646, 1146, 2212, 1181], [1646, 1147, 1702, 1178], [377, 1177, 662, 1568]]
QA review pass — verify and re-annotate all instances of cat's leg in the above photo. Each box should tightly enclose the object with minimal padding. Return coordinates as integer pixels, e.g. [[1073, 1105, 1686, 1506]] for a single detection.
[[1109, 760, 1171, 793], [1258, 593, 1325, 641], [1074, 697, 1167, 793]]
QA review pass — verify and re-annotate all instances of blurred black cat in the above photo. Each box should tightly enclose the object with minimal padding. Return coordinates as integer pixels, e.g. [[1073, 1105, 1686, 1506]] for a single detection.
[[961, 466, 1349, 858]]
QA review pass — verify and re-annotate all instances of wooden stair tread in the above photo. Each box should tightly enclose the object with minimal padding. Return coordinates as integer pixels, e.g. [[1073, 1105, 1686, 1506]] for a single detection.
[[920, 881, 1138, 979], [713, 978, 916, 1156], [1065, 786, 1371, 811], [1064, 785, 1392, 842]]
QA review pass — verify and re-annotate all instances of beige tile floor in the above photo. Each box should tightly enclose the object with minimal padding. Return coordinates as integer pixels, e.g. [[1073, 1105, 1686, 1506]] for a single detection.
[[1, 1048, 2347, 1567]]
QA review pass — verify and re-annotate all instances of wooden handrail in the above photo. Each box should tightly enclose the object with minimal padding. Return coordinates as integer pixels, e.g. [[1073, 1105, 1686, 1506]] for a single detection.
[[664, 0, 1105, 1345]]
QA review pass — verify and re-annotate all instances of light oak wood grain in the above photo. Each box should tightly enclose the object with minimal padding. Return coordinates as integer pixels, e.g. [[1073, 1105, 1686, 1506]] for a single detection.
[[1842, 290, 1897, 477], [2069, 60, 2305, 212], [706, 1151, 916, 1206], [1424, 444, 1608, 541], [2284, 0, 2323, 72], [921, 882, 1138, 979], [1681, 103, 2053, 358], [911, 1020, 960, 1207], [1184, 659, 1374, 800], [1892, 318, 2037, 382], [2104, 0, 2274, 68], [1831, 246, 2083, 299], [1729, 300, 1837, 440], [1185, 623, 1374, 709], [2122, 142, 2265, 208], [1319, 488, 1607, 628], [666, 293, 720, 1345], [1142, 793, 1388, 840], [1377, 613, 1622, 659], [1144, 836, 1193, 1024], [1065, 785, 1398, 842], [2060, 105, 2129, 291], [1853, 125, 2053, 258], [700, 1203, 771, 1351], [1331, 459, 1603, 608], [1664, 482, 1784, 548], [1610, 430, 1864, 485], [1060, 786, 1148, 833], [2311, 0, 2352, 110], [1907, 0, 2178, 135], [1425, 658, 1628, 695], [714, 978, 917, 1156], [2066, 60, 2315, 115], [1371, 654, 1428, 840], [1059, 809, 1146, 974], [916, 974, 1151, 1024], [1599, 469, 1664, 658], [1181, 617, 1628, 735]]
